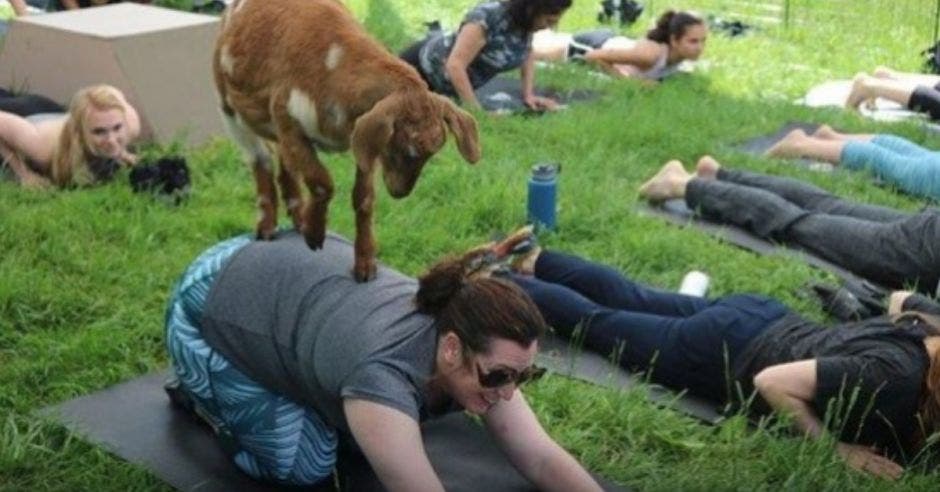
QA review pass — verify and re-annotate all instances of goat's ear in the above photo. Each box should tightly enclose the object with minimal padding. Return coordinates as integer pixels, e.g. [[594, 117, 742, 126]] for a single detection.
[[350, 96, 397, 173], [433, 94, 481, 164]]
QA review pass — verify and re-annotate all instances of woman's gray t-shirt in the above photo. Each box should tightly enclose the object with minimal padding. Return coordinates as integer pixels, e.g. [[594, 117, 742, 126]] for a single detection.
[[199, 232, 439, 434], [419, 1, 532, 95]]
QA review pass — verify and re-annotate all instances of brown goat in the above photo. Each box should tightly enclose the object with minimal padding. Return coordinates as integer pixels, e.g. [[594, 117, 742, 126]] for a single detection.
[[213, 0, 481, 281]]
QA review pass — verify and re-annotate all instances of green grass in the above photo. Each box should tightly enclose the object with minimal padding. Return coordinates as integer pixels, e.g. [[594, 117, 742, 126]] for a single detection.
[[2, 0, 940, 490]]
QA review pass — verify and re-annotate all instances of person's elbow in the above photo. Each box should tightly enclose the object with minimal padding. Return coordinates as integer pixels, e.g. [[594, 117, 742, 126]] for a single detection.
[[444, 59, 468, 82], [752, 366, 784, 397]]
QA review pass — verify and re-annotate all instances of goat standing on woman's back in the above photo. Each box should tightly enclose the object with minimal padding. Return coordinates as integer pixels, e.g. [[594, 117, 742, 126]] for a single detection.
[[213, 0, 481, 280]]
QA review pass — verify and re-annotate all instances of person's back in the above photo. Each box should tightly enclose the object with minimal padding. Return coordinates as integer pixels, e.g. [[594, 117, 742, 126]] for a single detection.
[[199, 232, 439, 433]]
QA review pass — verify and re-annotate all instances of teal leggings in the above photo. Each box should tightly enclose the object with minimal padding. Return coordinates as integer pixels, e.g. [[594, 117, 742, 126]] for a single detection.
[[841, 135, 940, 200]]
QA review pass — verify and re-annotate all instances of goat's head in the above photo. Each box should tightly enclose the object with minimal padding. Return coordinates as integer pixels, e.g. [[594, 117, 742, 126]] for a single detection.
[[351, 91, 481, 198]]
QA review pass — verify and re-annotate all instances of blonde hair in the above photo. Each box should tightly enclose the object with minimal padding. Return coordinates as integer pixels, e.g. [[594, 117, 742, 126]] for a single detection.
[[50, 84, 126, 187]]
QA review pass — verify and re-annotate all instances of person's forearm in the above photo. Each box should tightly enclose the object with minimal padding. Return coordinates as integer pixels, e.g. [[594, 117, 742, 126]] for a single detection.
[[520, 55, 536, 99], [528, 444, 601, 492], [586, 56, 626, 79], [755, 379, 823, 438], [445, 65, 481, 110]]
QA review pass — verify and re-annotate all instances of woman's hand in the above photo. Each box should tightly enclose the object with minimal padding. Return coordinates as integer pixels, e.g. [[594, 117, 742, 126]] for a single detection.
[[523, 94, 560, 111], [836, 442, 903, 480], [117, 149, 138, 167], [19, 172, 51, 189]]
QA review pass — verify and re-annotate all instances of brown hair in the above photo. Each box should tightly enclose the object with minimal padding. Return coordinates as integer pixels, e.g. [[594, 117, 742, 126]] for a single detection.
[[646, 10, 703, 43], [415, 250, 546, 357], [50, 84, 126, 187], [892, 312, 940, 452]]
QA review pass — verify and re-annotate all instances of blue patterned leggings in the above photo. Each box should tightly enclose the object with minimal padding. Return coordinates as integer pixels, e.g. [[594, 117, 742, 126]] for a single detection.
[[165, 235, 337, 485]]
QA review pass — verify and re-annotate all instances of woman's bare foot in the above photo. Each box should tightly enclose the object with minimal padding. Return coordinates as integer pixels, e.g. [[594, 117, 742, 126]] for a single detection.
[[888, 290, 914, 315], [872, 66, 898, 80], [845, 73, 875, 110], [810, 124, 841, 140], [695, 155, 721, 179], [638, 160, 691, 202], [765, 128, 808, 158]]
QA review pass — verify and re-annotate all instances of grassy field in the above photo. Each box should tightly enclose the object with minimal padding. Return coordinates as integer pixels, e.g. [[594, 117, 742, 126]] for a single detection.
[[2, 0, 940, 490]]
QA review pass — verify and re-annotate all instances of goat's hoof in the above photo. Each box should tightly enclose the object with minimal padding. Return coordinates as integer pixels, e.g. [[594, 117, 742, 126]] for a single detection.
[[301, 224, 326, 250], [256, 225, 277, 241], [353, 259, 377, 282]]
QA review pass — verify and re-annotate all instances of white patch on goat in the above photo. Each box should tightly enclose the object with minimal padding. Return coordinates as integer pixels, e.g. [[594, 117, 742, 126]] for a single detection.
[[325, 43, 344, 70], [221, 109, 268, 164], [287, 89, 342, 152], [407, 145, 418, 159], [219, 44, 236, 76]]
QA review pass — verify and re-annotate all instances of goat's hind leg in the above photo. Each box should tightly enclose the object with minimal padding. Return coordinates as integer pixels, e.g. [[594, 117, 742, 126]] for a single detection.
[[221, 109, 279, 240]]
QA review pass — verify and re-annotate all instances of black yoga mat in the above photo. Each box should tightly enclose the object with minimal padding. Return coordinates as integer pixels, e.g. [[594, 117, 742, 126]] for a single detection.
[[538, 334, 725, 425], [475, 76, 600, 114], [638, 199, 889, 297], [735, 121, 836, 171], [736, 121, 820, 155], [39, 372, 628, 492]]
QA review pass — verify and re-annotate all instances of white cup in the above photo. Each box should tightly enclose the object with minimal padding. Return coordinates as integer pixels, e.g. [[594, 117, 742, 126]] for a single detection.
[[679, 270, 710, 297]]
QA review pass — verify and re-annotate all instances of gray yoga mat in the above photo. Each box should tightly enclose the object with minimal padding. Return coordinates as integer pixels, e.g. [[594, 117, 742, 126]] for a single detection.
[[638, 199, 889, 297], [39, 371, 628, 492], [475, 76, 600, 114], [735, 121, 831, 170]]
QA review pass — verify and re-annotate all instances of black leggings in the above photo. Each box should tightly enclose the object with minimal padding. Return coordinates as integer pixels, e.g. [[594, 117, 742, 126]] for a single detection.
[[909, 81, 940, 121], [0, 88, 65, 117]]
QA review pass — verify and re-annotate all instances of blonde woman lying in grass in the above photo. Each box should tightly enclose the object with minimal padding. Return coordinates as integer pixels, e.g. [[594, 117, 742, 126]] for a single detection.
[[0, 84, 140, 189]]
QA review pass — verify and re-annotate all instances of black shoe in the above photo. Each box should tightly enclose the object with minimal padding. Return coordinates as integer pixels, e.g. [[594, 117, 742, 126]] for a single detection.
[[812, 283, 873, 321]]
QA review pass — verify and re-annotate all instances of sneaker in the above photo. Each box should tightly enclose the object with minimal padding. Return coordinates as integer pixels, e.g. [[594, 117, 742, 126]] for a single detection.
[[565, 41, 593, 62]]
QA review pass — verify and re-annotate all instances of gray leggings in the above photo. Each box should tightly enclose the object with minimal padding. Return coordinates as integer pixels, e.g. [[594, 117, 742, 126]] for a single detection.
[[685, 169, 940, 294]]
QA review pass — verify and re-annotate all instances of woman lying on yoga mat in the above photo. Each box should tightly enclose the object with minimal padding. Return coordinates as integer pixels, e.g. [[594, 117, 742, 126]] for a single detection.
[[400, 0, 571, 111], [639, 156, 940, 295], [530, 10, 707, 81], [0, 84, 140, 188], [164, 232, 602, 491], [765, 125, 940, 201], [479, 226, 940, 479], [844, 68, 940, 121]]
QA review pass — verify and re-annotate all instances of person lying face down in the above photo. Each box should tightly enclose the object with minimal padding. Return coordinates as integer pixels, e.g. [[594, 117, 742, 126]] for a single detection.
[[531, 10, 708, 81], [640, 155, 940, 295], [400, 0, 572, 111], [765, 124, 940, 202], [0, 84, 140, 189], [164, 232, 602, 491], [485, 226, 940, 480]]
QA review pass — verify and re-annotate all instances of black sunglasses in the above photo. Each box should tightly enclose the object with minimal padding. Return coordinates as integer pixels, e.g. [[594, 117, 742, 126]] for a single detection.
[[475, 362, 547, 388]]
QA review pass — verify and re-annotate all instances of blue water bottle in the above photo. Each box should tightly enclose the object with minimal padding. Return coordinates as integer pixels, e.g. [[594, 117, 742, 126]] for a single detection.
[[527, 163, 558, 230]]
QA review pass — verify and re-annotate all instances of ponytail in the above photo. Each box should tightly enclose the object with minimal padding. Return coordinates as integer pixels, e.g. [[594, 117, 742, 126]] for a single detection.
[[416, 251, 546, 355], [646, 10, 703, 43]]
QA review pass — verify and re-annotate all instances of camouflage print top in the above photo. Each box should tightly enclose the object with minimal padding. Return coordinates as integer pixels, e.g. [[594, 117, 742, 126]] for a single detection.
[[419, 1, 532, 95]]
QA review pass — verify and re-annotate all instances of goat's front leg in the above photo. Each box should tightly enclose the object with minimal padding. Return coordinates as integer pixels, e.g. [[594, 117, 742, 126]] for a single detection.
[[351, 167, 377, 281], [277, 157, 305, 231]]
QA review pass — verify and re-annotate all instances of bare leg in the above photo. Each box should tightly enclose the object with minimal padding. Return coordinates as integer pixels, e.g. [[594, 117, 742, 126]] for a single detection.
[[531, 30, 574, 62], [638, 160, 694, 201], [873, 66, 940, 86], [845, 73, 916, 109], [765, 129, 847, 164], [810, 124, 875, 142]]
